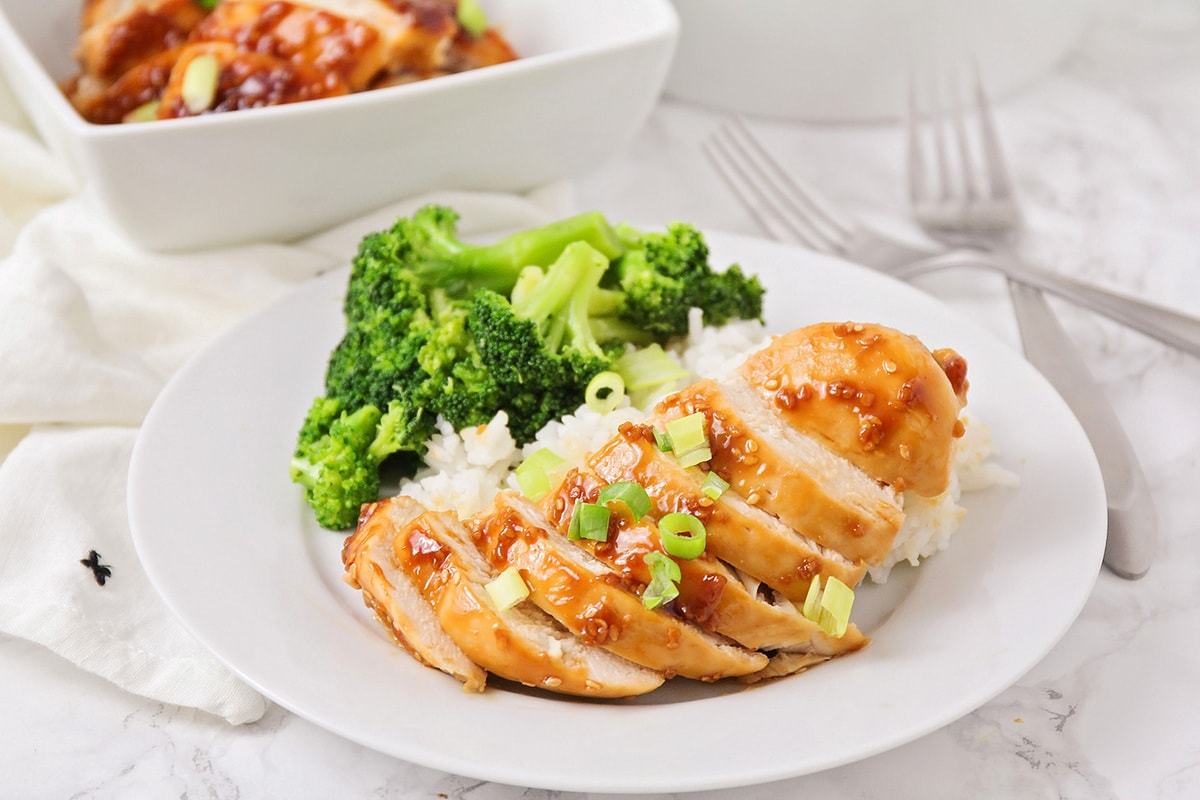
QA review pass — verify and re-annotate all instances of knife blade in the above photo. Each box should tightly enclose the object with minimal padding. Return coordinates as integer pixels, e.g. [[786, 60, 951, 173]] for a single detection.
[[1007, 280, 1154, 579]]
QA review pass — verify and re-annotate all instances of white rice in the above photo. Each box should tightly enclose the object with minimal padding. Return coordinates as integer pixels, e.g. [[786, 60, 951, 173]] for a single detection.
[[396, 316, 1016, 581]]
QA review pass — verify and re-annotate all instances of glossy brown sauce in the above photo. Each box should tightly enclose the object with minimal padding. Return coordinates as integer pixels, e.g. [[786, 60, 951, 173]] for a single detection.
[[740, 321, 968, 495], [66, 0, 519, 124], [542, 469, 731, 627], [97, 9, 201, 80]]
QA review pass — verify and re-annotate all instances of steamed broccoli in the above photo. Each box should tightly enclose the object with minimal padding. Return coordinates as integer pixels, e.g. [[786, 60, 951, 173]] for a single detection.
[[469, 242, 620, 443], [291, 205, 764, 530], [612, 222, 765, 338]]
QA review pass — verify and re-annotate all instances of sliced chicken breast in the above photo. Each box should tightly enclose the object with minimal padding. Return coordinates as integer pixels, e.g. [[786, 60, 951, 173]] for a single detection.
[[373, 497, 664, 697], [655, 378, 904, 565], [588, 422, 866, 599], [343, 496, 486, 691], [738, 321, 969, 497], [540, 468, 850, 651], [470, 492, 768, 681]]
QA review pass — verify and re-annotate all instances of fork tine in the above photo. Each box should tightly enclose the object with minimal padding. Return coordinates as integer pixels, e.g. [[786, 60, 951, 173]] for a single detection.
[[700, 135, 819, 249], [970, 59, 1014, 202], [904, 68, 931, 209], [702, 118, 855, 256], [946, 68, 980, 204]]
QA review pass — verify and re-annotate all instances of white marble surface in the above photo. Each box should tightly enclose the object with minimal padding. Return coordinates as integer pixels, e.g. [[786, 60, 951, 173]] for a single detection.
[[4, 3, 1200, 798]]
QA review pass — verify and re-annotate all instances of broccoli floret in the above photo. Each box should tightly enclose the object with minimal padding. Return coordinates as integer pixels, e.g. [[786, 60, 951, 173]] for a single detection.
[[290, 401, 385, 530], [469, 243, 616, 443], [291, 206, 766, 530], [612, 222, 765, 338]]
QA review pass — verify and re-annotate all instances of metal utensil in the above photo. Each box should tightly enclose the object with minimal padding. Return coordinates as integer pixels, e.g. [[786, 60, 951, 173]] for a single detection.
[[905, 63, 1152, 579], [703, 117, 1200, 358], [703, 115, 1152, 579]]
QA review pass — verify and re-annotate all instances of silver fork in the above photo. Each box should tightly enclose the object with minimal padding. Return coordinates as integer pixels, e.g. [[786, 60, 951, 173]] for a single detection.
[[702, 114, 1152, 580], [703, 118, 1200, 358], [905, 63, 1152, 580]]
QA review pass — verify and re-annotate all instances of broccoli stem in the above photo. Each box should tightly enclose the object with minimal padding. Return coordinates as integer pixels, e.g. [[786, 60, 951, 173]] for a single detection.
[[512, 241, 609, 358], [413, 211, 627, 295]]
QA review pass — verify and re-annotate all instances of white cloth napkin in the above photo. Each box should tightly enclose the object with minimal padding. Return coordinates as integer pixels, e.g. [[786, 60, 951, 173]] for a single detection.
[[0, 79, 573, 724]]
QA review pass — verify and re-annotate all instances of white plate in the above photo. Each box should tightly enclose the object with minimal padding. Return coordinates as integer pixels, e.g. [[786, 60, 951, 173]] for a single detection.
[[128, 230, 1106, 793]]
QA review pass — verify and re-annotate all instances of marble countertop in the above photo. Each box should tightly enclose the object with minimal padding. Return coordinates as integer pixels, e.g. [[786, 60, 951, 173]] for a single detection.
[[3, 3, 1200, 798]]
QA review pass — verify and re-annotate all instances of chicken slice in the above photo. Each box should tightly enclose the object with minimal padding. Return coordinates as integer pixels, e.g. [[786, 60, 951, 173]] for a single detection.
[[343, 496, 486, 691], [155, 42, 349, 118], [371, 497, 664, 697], [191, 1, 393, 91], [540, 468, 860, 652], [470, 492, 768, 681], [589, 422, 866, 599], [655, 378, 904, 565], [74, 0, 207, 83], [738, 321, 969, 496]]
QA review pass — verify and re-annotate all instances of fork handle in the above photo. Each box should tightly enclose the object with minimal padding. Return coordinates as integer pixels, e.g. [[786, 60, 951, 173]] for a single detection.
[[1007, 280, 1155, 579], [898, 250, 1200, 358]]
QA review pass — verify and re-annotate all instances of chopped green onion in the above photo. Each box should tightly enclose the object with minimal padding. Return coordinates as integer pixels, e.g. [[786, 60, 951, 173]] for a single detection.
[[801, 575, 822, 621], [665, 413, 707, 455], [657, 512, 706, 559], [800, 576, 855, 638], [456, 0, 488, 37], [484, 566, 530, 611], [818, 576, 854, 637], [181, 53, 220, 114], [700, 471, 729, 500], [123, 100, 160, 123], [567, 502, 611, 542], [614, 344, 691, 408], [676, 443, 713, 468], [194, 0, 220, 10], [585, 371, 625, 414], [514, 448, 564, 501], [652, 427, 673, 452], [665, 412, 712, 467], [642, 552, 681, 609], [596, 481, 651, 522]]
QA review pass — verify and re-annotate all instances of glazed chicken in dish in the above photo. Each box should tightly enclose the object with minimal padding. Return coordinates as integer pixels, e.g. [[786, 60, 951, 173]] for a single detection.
[[342, 321, 969, 697], [63, 0, 519, 124]]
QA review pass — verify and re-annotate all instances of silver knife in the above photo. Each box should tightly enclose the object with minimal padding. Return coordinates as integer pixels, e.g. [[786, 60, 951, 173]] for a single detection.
[[845, 232, 1155, 579], [1007, 280, 1154, 579]]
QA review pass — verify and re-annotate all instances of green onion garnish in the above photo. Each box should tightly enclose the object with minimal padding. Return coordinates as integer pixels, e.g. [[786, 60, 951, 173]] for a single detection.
[[801, 575, 822, 621], [123, 100, 160, 123], [800, 576, 855, 638], [642, 552, 681, 609], [657, 512, 706, 559], [514, 448, 564, 500], [456, 0, 488, 37], [818, 576, 854, 637], [181, 53, 220, 114], [700, 471, 729, 500], [665, 413, 706, 454], [567, 502, 611, 542], [596, 481, 651, 522], [585, 370, 625, 414], [484, 566, 530, 611], [194, 0, 220, 10], [665, 412, 712, 467], [652, 427, 673, 452]]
